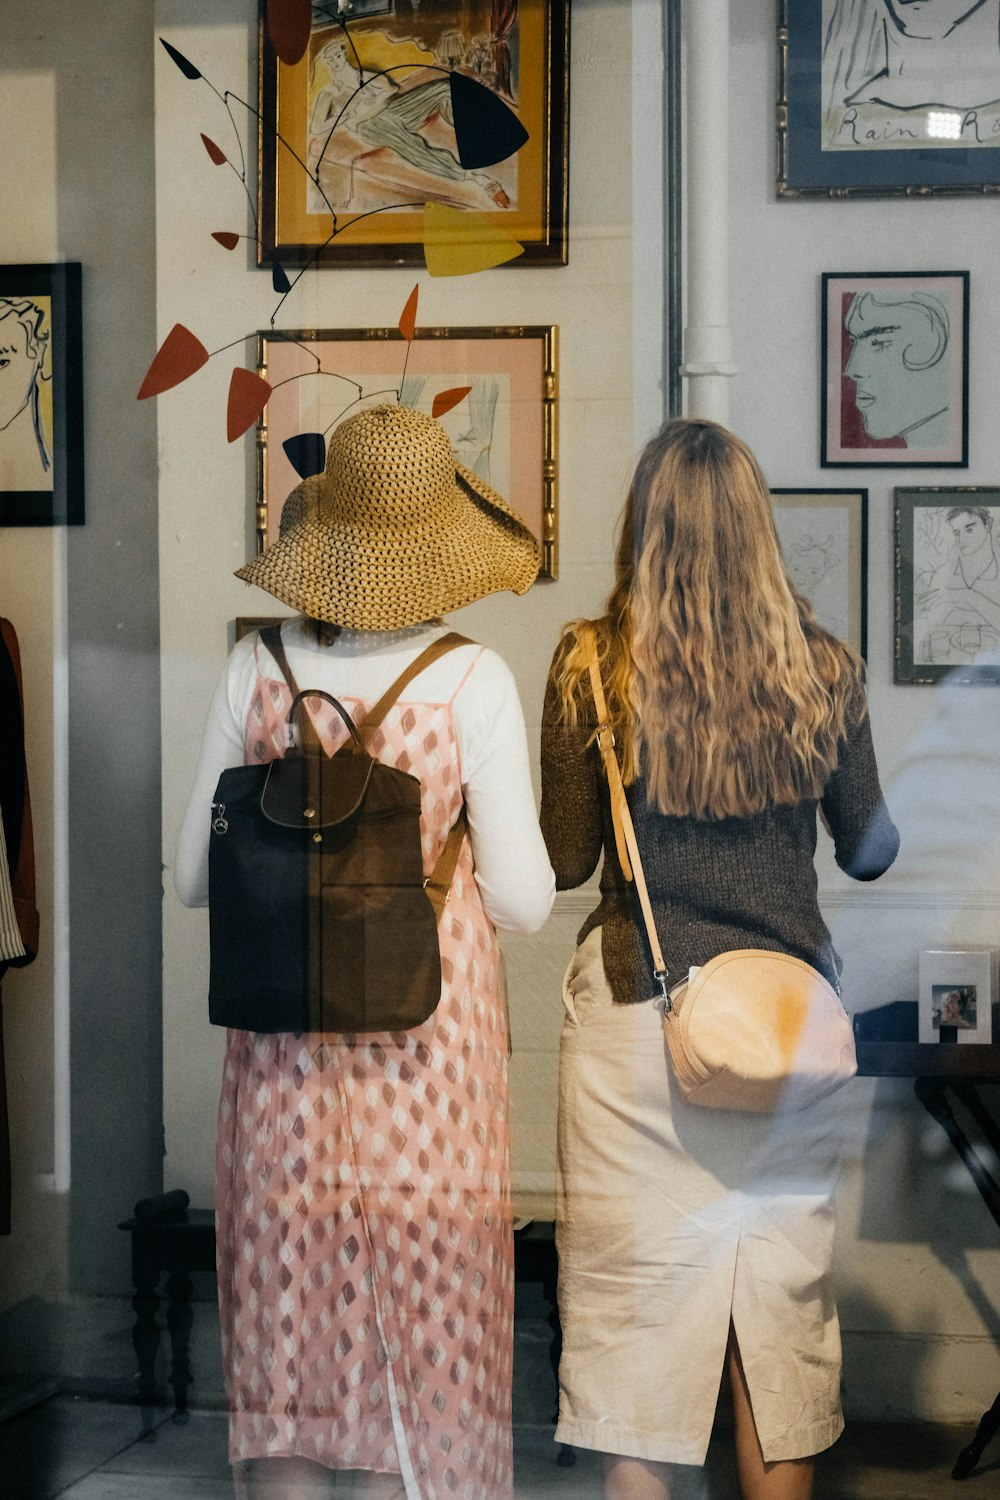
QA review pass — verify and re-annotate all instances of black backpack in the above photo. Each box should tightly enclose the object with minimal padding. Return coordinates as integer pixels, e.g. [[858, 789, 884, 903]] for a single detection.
[[207, 625, 470, 1034]]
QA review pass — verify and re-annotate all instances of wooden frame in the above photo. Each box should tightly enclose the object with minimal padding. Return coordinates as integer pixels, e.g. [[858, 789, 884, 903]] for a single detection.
[[257, 324, 558, 578], [0, 262, 84, 525], [821, 271, 969, 469], [895, 485, 1000, 684], [771, 488, 868, 659], [778, 0, 1000, 198], [258, 0, 569, 266]]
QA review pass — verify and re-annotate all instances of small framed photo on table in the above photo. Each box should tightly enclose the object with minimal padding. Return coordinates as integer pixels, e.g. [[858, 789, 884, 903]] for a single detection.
[[821, 271, 969, 468], [771, 489, 867, 659], [895, 486, 1000, 684], [919, 949, 996, 1045]]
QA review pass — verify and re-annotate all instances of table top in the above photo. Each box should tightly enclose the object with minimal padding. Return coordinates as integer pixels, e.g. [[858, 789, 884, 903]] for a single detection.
[[856, 1042, 1000, 1079]]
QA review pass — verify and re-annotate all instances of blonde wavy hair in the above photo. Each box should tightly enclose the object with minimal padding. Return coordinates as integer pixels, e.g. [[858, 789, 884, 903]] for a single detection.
[[551, 419, 860, 819]]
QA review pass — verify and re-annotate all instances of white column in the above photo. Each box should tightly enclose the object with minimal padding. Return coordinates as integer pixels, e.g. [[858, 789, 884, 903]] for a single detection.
[[681, 0, 736, 423]]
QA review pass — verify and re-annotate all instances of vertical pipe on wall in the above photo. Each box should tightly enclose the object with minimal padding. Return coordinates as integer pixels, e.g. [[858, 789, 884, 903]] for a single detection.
[[665, 0, 683, 418], [633, 0, 666, 445], [681, 0, 737, 422]]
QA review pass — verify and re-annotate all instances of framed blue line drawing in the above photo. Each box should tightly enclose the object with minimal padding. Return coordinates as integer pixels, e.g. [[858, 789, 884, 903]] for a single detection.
[[0, 263, 84, 526], [778, 0, 1000, 197]]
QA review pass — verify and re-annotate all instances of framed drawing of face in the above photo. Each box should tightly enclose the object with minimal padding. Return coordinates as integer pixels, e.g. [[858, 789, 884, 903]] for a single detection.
[[0, 263, 84, 525], [258, 0, 570, 267], [256, 324, 558, 578], [778, 0, 1000, 196], [895, 486, 1000, 683], [771, 489, 868, 659], [821, 272, 969, 467]]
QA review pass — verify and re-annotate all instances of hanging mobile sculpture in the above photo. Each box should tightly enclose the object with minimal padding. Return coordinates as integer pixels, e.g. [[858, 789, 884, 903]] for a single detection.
[[140, 1, 528, 473]]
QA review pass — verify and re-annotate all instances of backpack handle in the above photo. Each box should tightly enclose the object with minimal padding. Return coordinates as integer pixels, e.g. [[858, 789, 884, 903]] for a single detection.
[[285, 688, 364, 755]]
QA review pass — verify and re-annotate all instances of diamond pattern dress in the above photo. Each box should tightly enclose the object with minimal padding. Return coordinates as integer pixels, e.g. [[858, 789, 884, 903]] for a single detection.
[[215, 647, 513, 1498]]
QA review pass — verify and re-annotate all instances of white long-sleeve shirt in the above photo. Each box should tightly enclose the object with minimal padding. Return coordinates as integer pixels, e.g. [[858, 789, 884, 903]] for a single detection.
[[174, 617, 555, 934]]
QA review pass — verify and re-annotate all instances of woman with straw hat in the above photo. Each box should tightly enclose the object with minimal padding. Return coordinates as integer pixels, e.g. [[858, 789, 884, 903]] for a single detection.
[[176, 404, 555, 1500]]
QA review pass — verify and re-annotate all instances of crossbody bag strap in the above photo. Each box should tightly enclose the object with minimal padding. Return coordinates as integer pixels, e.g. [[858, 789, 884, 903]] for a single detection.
[[585, 641, 671, 998]]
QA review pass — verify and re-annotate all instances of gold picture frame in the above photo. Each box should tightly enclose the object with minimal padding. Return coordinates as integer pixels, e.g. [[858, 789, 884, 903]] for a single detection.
[[258, 0, 570, 267], [256, 324, 558, 579]]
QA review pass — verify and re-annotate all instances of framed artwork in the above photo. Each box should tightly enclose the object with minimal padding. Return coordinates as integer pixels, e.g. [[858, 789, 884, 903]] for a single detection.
[[919, 949, 996, 1044], [258, 0, 570, 266], [895, 486, 1000, 683], [257, 324, 558, 577], [778, 0, 1000, 197], [821, 271, 968, 468], [0, 263, 83, 525], [771, 489, 868, 658]]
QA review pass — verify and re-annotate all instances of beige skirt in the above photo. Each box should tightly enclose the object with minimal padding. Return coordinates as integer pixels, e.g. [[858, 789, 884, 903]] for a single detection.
[[555, 928, 847, 1467]]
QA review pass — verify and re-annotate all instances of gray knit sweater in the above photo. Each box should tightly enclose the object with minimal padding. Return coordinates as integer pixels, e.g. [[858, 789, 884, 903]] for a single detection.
[[540, 654, 900, 1004]]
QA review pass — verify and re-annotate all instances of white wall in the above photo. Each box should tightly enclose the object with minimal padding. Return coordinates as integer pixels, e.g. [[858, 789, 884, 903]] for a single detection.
[[727, 0, 1000, 1421]]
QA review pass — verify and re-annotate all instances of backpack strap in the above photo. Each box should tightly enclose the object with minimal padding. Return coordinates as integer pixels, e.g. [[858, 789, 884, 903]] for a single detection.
[[358, 631, 473, 741], [359, 632, 473, 920], [259, 624, 473, 920], [258, 623, 325, 752]]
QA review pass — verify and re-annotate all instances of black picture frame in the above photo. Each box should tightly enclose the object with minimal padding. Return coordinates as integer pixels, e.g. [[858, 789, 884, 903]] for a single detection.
[[771, 488, 868, 659], [895, 486, 1000, 684], [821, 271, 969, 469], [258, 0, 570, 268], [0, 263, 84, 526], [778, 0, 1000, 198]]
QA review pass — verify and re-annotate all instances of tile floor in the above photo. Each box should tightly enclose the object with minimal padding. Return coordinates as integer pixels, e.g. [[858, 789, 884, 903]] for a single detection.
[[0, 1294, 997, 1498]]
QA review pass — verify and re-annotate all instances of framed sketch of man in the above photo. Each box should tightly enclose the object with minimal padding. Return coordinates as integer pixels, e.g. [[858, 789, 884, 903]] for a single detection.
[[896, 486, 1000, 683], [779, 0, 1000, 195], [822, 272, 969, 467], [0, 264, 84, 525]]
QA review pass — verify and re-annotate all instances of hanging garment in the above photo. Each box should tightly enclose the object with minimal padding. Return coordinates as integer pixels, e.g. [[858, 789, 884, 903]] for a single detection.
[[0, 618, 38, 1237]]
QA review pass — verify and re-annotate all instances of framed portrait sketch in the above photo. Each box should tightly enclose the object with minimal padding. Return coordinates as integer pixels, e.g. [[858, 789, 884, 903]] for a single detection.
[[257, 325, 558, 578], [821, 271, 969, 468], [0, 263, 83, 525], [895, 486, 1000, 684], [778, 0, 1000, 197], [258, 0, 570, 266], [771, 489, 868, 658]]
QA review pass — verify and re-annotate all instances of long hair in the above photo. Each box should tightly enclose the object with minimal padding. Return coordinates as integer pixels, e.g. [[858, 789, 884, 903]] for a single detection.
[[551, 419, 859, 819]]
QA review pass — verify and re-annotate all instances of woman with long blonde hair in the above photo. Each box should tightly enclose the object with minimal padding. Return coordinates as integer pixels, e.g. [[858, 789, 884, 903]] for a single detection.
[[541, 419, 898, 1500]]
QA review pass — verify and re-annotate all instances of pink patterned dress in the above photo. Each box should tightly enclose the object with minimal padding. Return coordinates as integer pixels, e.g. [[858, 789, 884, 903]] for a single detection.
[[215, 645, 513, 1498]]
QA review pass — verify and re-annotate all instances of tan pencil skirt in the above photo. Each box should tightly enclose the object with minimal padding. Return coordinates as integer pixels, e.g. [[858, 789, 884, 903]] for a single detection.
[[555, 928, 847, 1467]]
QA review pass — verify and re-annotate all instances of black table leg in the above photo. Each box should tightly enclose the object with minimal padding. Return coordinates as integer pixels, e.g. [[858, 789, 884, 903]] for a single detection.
[[165, 1268, 194, 1423], [914, 1078, 1000, 1480], [130, 1242, 162, 1439]]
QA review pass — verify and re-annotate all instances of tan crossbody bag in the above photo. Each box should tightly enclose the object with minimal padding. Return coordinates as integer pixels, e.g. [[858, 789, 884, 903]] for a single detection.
[[586, 644, 857, 1114]]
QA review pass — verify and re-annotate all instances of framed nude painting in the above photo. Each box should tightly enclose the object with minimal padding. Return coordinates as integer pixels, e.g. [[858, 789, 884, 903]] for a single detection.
[[778, 0, 1000, 197], [0, 263, 84, 525], [771, 489, 868, 658], [821, 271, 969, 468], [896, 486, 1000, 684], [259, 0, 570, 266], [256, 324, 558, 578]]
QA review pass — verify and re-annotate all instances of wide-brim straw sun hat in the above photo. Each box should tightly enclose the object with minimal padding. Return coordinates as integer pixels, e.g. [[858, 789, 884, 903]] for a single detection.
[[235, 403, 540, 630]]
